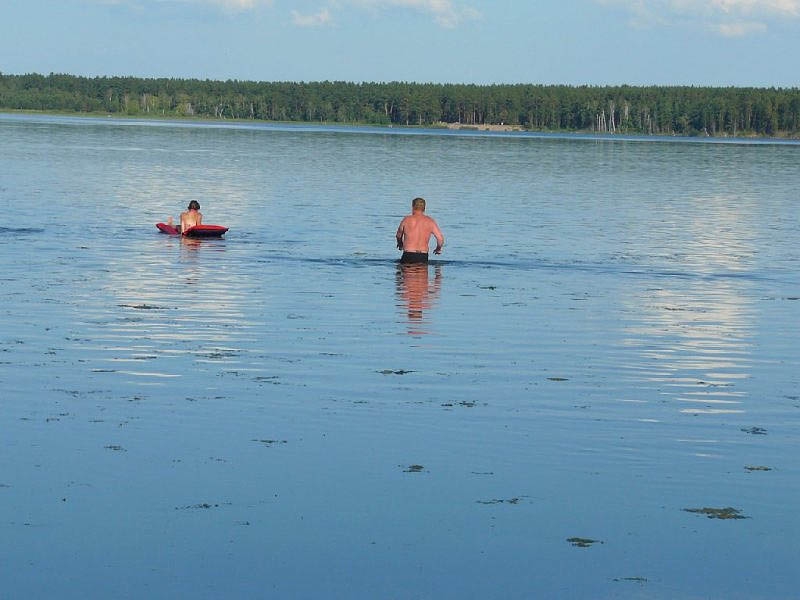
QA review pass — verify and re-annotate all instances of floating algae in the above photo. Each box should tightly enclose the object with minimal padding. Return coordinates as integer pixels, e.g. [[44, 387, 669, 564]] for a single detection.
[[683, 507, 749, 519], [741, 427, 767, 435], [175, 502, 231, 510], [252, 439, 287, 446], [614, 576, 647, 584], [403, 464, 425, 473], [745, 465, 772, 472], [118, 303, 171, 310], [441, 400, 477, 408], [567, 537, 603, 548]]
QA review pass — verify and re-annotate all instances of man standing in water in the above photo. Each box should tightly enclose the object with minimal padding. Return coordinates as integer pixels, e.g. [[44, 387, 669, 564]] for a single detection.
[[395, 197, 445, 263]]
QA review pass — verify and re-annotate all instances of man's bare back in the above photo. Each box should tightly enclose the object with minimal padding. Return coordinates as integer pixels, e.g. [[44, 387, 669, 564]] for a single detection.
[[396, 197, 444, 262]]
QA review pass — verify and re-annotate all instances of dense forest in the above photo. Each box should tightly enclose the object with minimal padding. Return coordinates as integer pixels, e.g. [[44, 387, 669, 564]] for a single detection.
[[2, 72, 800, 137]]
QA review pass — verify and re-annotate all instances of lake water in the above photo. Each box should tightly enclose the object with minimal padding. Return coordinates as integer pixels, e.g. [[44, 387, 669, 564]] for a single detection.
[[1, 113, 798, 599]]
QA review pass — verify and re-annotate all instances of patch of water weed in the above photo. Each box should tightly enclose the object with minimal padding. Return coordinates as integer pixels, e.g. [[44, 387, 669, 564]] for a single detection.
[[104, 445, 126, 452], [547, 377, 568, 381], [46, 413, 70, 422], [567, 537, 603, 548], [175, 502, 230, 510], [441, 400, 477, 408], [379, 369, 414, 375], [745, 465, 772, 472], [201, 349, 240, 360], [55, 389, 82, 396], [741, 426, 767, 435], [118, 303, 171, 310], [613, 577, 647, 584], [683, 507, 749, 519], [252, 439, 287, 446], [477, 497, 522, 505], [403, 464, 425, 473]]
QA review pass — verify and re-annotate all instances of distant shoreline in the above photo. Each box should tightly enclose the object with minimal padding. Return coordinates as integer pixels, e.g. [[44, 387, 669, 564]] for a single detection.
[[4, 109, 799, 142], [0, 109, 524, 133], [3, 74, 800, 138]]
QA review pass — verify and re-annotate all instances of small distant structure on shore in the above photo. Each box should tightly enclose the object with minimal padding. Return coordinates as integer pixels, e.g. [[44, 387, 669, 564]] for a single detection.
[[439, 122, 524, 132]]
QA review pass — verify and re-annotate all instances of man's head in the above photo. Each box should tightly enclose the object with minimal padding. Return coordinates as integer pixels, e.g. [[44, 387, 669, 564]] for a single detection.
[[412, 197, 426, 212], [188, 200, 201, 210]]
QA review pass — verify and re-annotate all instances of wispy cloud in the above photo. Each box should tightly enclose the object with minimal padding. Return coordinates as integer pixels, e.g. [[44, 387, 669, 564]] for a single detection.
[[347, 0, 481, 28], [714, 20, 768, 35], [195, 0, 273, 9], [597, 0, 800, 34], [86, 0, 479, 26], [88, 0, 276, 10], [292, 7, 333, 26], [711, 0, 799, 16]]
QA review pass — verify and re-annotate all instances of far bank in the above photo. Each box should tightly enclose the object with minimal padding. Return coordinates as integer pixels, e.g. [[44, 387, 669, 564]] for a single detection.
[[2, 73, 800, 138]]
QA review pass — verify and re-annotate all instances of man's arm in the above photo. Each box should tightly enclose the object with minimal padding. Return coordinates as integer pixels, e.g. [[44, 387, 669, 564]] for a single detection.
[[432, 221, 444, 254], [396, 219, 406, 250]]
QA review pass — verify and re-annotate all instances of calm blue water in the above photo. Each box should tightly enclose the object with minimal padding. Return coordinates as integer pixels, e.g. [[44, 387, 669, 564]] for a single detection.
[[1, 113, 799, 599]]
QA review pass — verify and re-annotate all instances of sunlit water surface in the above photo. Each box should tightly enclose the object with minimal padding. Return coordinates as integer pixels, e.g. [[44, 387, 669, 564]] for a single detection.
[[1, 114, 799, 599]]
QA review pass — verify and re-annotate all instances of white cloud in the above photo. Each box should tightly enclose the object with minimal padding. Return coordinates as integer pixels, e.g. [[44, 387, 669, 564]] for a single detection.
[[194, 0, 272, 9], [292, 7, 333, 26], [711, 0, 799, 16], [87, 0, 274, 10], [597, 0, 800, 33], [85, 0, 478, 26], [714, 20, 769, 35], [347, 0, 481, 28]]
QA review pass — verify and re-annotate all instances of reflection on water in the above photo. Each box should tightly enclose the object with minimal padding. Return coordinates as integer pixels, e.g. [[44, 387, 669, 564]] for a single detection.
[[84, 235, 256, 385], [395, 262, 442, 335], [624, 277, 753, 415], [622, 193, 757, 416]]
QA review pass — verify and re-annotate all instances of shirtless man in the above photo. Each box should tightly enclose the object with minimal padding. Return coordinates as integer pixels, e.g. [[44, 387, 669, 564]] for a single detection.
[[395, 197, 444, 264], [179, 200, 203, 234]]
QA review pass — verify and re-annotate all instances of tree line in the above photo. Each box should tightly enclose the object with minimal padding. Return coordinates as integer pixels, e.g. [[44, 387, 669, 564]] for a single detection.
[[2, 72, 799, 137]]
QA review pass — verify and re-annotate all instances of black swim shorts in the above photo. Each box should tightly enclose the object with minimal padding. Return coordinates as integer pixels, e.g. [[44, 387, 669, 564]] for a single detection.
[[400, 251, 429, 264]]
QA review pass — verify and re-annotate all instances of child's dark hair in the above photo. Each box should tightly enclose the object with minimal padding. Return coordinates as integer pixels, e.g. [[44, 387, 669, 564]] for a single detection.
[[188, 200, 200, 210]]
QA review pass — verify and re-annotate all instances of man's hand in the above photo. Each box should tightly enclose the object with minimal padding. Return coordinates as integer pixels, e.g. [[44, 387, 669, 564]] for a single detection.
[[434, 245, 442, 255], [397, 238, 404, 250]]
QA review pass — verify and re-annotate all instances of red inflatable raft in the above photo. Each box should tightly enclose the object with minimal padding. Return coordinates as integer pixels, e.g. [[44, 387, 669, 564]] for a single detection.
[[156, 223, 229, 238]]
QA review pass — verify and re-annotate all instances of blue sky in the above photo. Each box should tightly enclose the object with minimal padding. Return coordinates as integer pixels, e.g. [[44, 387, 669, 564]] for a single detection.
[[2, 0, 799, 86]]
